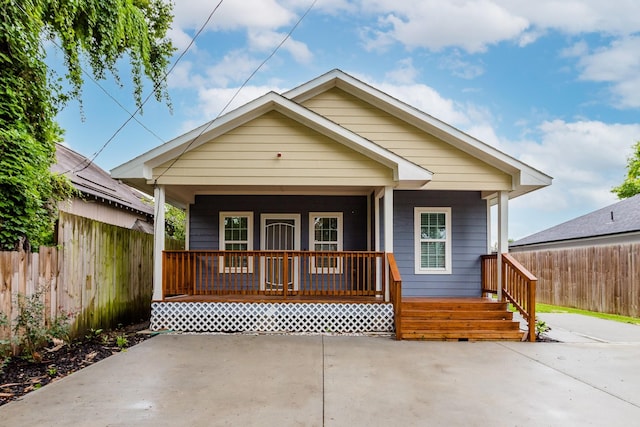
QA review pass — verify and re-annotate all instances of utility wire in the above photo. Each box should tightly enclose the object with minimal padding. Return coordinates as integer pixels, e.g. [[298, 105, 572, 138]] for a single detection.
[[72, 0, 225, 173], [13, 1, 168, 173], [154, 0, 318, 183]]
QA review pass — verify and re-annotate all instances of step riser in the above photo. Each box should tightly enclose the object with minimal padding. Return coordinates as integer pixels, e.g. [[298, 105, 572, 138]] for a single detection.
[[401, 302, 508, 311], [401, 332, 523, 341], [397, 299, 521, 341], [402, 311, 513, 320]]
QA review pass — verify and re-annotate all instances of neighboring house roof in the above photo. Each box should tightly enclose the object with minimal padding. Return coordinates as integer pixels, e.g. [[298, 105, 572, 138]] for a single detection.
[[53, 143, 154, 217], [511, 194, 640, 250], [111, 69, 551, 206]]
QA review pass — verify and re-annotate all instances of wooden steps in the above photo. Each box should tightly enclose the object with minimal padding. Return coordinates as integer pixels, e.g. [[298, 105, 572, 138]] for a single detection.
[[397, 298, 524, 341]]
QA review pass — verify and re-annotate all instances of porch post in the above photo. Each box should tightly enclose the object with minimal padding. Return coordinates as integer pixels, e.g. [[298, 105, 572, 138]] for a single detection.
[[486, 198, 492, 254], [153, 184, 166, 301], [383, 186, 394, 301], [374, 188, 383, 252], [496, 191, 509, 301], [383, 186, 394, 253]]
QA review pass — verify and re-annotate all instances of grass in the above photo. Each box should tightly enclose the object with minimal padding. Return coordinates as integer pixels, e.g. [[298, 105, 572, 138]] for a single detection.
[[536, 303, 640, 325]]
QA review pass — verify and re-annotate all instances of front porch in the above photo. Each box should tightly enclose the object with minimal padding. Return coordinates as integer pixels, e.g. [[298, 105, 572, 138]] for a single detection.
[[151, 251, 537, 341], [152, 249, 392, 334]]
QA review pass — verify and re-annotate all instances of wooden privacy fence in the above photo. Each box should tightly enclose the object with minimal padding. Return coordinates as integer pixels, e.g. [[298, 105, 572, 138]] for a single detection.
[[512, 243, 640, 317], [0, 212, 175, 341]]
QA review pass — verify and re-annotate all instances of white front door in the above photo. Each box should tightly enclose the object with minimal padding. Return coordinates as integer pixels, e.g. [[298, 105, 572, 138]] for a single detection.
[[260, 214, 301, 292]]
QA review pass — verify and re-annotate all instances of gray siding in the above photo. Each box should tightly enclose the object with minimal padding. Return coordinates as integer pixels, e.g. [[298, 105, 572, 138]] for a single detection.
[[394, 191, 487, 297], [190, 195, 368, 251]]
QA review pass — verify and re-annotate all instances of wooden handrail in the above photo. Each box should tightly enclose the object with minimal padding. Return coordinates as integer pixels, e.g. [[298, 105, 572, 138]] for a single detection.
[[481, 253, 537, 342], [162, 250, 384, 299], [480, 254, 498, 295], [387, 253, 402, 340], [501, 253, 537, 342]]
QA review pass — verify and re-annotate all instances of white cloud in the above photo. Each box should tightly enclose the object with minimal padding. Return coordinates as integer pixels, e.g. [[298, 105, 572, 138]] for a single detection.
[[361, 0, 529, 53], [575, 36, 640, 108], [505, 119, 640, 237], [248, 30, 313, 64], [204, 51, 265, 87], [560, 40, 589, 58], [179, 85, 286, 133], [172, 0, 295, 32], [499, 0, 640, 35], [384, 58, 419, 84], [517, 29, 545, 47], [439, 50, 485, 79], [378, 82, 471, 127], [167, 27, 197, 52]]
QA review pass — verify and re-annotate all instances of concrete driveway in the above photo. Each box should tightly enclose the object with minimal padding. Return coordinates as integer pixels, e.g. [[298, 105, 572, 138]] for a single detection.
[[2, 317, 640, 426]]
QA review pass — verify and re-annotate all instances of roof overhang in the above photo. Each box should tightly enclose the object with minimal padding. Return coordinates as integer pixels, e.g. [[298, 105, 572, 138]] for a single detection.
[[112, 90, 433, 201], [286, 69, 553, 200]]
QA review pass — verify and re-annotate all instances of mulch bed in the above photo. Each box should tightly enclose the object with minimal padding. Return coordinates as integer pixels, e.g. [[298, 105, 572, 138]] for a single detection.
[[0, 322, 152, 406]]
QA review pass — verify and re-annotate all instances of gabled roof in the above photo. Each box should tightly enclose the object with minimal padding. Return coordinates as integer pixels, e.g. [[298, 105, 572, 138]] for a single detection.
[[112, 90, 433, 192], [511, 194, 640, 249], [53, 144, 153, 217], [112, 69, 551, 201], [285, 69, 552, 199]]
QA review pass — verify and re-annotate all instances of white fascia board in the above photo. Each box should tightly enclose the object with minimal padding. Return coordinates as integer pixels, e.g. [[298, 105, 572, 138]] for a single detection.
[[286, 70, 552, 191]]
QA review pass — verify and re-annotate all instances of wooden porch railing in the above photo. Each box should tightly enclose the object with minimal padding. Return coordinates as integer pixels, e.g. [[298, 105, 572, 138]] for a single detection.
[[162, 250, 385, 299], [481, 253, 537, 342], [387, 253, 402, 340]]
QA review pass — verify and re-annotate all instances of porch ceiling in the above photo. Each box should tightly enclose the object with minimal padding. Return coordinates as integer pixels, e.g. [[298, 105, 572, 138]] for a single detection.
[[163, 184, 381, 207]]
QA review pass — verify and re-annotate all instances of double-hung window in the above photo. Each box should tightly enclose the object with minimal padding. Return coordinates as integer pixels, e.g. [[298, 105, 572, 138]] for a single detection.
[[309, 212, 343, 273], [219, 212, 253, 273], [414, 207, 451, 274]]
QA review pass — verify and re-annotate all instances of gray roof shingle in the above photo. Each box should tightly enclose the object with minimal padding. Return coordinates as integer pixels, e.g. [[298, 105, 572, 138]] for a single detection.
[[511, 193, 640, 247], [52, 144, 153, 217]]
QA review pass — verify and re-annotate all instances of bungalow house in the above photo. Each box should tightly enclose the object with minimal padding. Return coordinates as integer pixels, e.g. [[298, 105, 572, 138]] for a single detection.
[[112, 70, 551, 340], [53, 143, 154, 233]]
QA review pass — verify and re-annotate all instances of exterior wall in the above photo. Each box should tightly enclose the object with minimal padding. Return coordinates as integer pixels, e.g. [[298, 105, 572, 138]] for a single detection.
[[58, 198, 152, 232], [153, 111, 393, 187], [394, 190, 487, 297], [190, 195, 368, 251], [302, 88, 512, 191]]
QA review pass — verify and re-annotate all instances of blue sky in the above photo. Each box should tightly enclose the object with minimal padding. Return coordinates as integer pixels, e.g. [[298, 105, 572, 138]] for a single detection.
[[50, 0, 640, 240]]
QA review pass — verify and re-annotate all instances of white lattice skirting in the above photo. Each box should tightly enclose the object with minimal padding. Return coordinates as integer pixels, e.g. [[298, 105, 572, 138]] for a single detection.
[[151, 302, 395, 333]]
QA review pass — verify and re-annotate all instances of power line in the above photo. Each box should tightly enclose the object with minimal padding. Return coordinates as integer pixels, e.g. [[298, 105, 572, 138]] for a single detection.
[[11, 0, 215, 174], [154, 0, 318, 183], [72, 0, 225, 173]]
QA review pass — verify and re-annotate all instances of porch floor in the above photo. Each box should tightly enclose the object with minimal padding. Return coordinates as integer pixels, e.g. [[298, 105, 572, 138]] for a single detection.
[[161, 294, 384, 304]]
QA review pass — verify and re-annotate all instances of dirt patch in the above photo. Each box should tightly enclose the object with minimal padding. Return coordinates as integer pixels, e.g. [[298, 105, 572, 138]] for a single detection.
[[0, 322, 152, 406]]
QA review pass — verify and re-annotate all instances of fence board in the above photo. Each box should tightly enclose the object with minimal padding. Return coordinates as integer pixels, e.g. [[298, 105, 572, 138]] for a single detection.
[[0, 212, 167, 341], [512, 243, 640, 317]]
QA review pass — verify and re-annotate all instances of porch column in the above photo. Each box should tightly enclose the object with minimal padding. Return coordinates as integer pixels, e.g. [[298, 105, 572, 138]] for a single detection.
[[153, 184, 166, 301], [383, 186, 394, 253], [496, 191, 509, 301], [383, 186, 394, 300]]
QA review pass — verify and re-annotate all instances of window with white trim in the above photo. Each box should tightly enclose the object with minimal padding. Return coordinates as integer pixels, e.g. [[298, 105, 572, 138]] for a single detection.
[[309, 212, 343, 273], [219, 212, 253, 273], [414, 207, 451, 274]]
